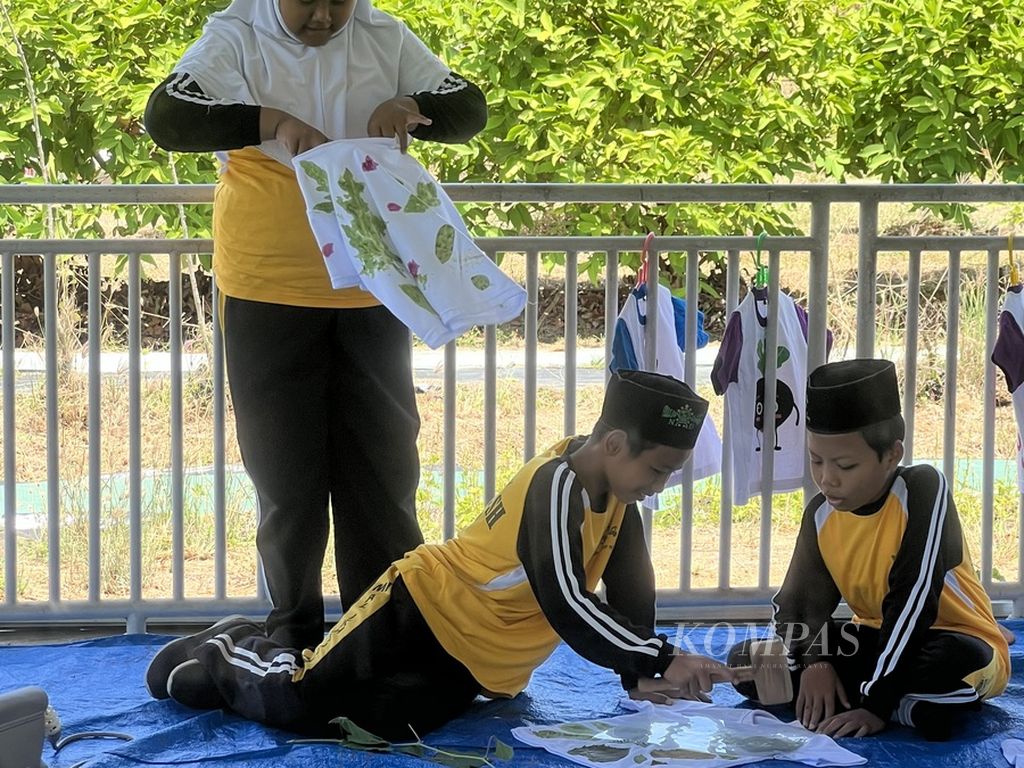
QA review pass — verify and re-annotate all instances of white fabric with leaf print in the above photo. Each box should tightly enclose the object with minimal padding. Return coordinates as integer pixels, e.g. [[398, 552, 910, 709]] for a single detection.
[[513, 699, 866, 768], [293, 137, 526, 348]]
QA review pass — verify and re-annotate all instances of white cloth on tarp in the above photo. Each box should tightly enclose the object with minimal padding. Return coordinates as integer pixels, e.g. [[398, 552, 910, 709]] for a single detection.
[[1003, 738, 1024, 767], [293, 138, 526, 348], [513, 699, 866, 768]]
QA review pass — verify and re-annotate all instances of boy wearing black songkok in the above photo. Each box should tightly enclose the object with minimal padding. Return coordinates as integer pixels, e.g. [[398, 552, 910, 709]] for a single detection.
[[147, 371, 741, 738], [730, 359, 1008, 741]]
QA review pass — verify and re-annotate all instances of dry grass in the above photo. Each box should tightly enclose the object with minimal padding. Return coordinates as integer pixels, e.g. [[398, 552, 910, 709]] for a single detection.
[[2, 368, 1019, 603], [2, 199, 1023, 603]]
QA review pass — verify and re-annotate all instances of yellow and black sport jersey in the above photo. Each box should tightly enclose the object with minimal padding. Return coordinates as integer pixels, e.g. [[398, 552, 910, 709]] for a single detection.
[[772, 464, 1010, 717], [143, 71, 487, 309], [395, 436, 677, 698]]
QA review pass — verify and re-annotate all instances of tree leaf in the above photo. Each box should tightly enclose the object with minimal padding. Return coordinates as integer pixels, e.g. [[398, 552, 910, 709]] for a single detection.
[[492, 739, 514, 761], [329, 717, 392, 748]]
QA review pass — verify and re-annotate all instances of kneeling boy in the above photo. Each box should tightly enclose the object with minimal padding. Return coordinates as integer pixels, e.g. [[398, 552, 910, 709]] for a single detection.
[[147, 371, 738, 739], [730, 359, 1009, 740]]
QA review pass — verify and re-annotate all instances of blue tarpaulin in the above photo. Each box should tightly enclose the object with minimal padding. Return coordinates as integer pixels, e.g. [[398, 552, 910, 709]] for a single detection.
[[1, 620, 1022, 767]]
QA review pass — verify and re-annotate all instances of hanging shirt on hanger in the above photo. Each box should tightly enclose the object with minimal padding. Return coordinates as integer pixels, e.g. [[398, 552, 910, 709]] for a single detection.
[[991, 283, 1024, 492], [711, 286, 830, 506], [610, 282, 722, 499]]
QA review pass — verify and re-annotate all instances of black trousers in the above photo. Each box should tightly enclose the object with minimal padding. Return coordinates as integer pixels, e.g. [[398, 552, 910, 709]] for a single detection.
[[729, 621, 995, 739], [223, 297, 424, 649], [193, 571, 481, 741]]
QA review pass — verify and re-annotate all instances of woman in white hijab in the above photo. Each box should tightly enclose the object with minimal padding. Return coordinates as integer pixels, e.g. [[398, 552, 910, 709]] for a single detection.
[[145, 0, 486, 651]]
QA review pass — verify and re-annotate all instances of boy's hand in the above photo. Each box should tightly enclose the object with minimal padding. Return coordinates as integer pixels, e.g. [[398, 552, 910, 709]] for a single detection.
[[629, 676, 682, 705], [260, 108, 329, 156], [795, 661, 850, 730], [816, 708, 885, 738], [367, 96, 432, 153], [660, 653, 739, 703]]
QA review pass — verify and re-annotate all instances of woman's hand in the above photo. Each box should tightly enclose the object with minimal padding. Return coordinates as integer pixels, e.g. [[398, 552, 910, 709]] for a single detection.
[[795, 662, 850, 730], [367, 96, 432, 152], [259, 107, 329, 157]]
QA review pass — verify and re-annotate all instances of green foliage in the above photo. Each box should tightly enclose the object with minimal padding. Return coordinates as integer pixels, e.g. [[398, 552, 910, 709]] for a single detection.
[[0, 0, 223, 240], [838, 0, 1024, 184], [2, 0, 1024, 275], [382, 0, 856, 275]]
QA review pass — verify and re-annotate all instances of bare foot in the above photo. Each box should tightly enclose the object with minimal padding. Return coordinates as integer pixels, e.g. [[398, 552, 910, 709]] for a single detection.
[[999, 624, 1016, 646]]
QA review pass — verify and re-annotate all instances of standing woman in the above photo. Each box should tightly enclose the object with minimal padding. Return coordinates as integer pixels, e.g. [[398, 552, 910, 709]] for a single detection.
[[144, 0, 487, 649]]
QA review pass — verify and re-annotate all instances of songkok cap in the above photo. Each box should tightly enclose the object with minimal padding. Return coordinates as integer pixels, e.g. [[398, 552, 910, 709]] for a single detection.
[[806, 359, 901, 434], [600, 370, 708, 450]]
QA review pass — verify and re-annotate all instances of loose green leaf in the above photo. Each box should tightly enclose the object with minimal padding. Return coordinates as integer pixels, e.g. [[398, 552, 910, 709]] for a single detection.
[[492, 739, 514, 761], [329, 717, 392, 748]]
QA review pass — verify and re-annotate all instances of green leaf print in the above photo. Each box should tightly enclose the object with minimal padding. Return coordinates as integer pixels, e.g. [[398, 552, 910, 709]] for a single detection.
[[299, 160, 330, 195], [336, 168, 402, 277], [435, 223, 455, 264], [313, 201, 334, 214], [401, 283, 441, 319], [471, 275, 491, 290], [650, 747, 717, 760], [404, 180, 441, 213], [730, 733, 805, 755], [568, 745, 630, 762]]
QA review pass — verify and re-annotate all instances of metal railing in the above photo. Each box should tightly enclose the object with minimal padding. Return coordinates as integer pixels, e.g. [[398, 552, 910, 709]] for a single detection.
[[2, 183, 1023, 630]]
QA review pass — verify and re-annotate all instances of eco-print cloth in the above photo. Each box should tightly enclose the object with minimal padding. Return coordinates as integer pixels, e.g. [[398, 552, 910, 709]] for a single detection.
[[513, 699, 866, 768], [293, 138, 527, 348], [991, 283, 1024, 493]]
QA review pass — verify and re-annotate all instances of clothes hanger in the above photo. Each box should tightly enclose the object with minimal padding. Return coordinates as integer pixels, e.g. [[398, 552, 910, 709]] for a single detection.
[[752, 231, 769, 289], [637, 231, 656, 286], [1010, 232, 1019, 286]]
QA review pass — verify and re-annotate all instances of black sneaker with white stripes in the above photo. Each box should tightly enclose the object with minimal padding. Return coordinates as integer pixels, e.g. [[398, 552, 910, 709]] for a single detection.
[[166, 659, 225, 710], [146, 615, 258, 700]]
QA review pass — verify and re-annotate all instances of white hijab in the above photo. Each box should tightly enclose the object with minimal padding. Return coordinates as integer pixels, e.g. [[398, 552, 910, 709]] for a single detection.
[[175, 0, 450, 164]]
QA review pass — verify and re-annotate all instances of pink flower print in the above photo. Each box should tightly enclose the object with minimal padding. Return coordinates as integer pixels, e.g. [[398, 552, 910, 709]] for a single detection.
[[387, 202, 402, 212], [362, 155, 378, 172], [407, 260, 420, 278], [322, 242, 334, 259]]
